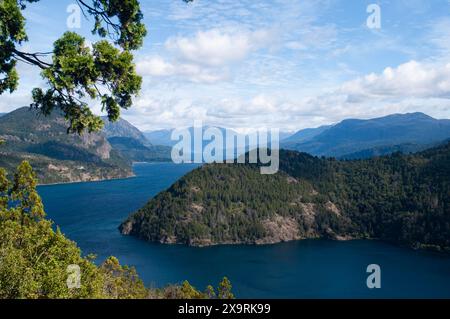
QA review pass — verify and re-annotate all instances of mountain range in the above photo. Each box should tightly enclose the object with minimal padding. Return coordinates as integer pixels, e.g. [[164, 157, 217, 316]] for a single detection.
[[145, 127, 254, 161], [143, 129, 175, 147], [1, 107, 450, 184], [144, 128, 293, 147], [103, 117, 151, 147], [281, 113, 450, 158], [143, 112, 450, 160]]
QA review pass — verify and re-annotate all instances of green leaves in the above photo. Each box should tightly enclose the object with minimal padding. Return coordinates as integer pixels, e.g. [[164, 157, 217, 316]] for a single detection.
[[88, 0, 147, 50], [11, 161, 45, 220], [0, 161, 235, 299], [0, 0, 40, 94], [0, 168, 9, 211], [1, 0, 149, 134], [218, 277, 234, 299], [31, 32, 142, 133], [0, 0, 29, 43]]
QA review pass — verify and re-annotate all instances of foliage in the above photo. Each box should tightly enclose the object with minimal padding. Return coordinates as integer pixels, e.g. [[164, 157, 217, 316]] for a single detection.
[[0, 162, 104, 298], [120, 161, 348, 245], [0, 161, 234, 299], [149, 278, 233, 299], [279, 143, 450, 251], [0, 0, 148, 133], [100, 256, 148, 299], [218, 277, 234, 299], [122, 142, 450, 251]]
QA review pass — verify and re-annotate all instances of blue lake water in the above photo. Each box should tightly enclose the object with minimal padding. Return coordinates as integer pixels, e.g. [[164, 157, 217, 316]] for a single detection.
[[38, 163, 450, 298]]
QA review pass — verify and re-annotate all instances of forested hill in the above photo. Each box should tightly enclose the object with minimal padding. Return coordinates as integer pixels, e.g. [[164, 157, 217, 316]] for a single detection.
[[120, 142, 450, 251], [0, 107, 132, 184]]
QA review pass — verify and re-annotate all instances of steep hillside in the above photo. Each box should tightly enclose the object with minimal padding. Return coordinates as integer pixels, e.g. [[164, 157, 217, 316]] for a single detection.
[[0, 107, 132, 184], [120, 143, 450, 251], [102, 117, 151, 147], [102, 117, 172, 162]]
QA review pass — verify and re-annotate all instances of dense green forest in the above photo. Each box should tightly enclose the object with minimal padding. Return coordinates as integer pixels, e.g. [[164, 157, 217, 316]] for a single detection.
[[121, 142, 450, 251], [0, 161, 233, 299]]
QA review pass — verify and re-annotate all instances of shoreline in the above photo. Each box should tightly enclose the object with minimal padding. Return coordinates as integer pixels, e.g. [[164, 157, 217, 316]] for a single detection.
[[126, 234, 450, 255], [38, 174, 136, 187], [37, 161, 181, 186]]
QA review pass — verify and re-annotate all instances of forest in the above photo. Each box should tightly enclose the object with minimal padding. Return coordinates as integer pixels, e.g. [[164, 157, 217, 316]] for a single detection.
[[121, 142, 450, 251]]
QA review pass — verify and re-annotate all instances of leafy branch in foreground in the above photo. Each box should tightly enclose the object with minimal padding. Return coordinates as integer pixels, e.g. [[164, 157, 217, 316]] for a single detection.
[[0, 0, 147, 133], [1, 0, 148, 133], [1, 0, 195, 134]]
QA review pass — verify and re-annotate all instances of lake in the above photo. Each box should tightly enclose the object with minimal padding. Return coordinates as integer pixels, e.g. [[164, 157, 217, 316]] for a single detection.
[[38, 162, 450, 298]]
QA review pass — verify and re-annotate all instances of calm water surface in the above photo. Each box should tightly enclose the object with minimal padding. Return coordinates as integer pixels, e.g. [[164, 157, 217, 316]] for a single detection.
[[38, 163, 450, 298]]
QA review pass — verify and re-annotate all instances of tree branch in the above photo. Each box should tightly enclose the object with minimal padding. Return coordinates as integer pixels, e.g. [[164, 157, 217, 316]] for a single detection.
[[12, 49, 52, 69]]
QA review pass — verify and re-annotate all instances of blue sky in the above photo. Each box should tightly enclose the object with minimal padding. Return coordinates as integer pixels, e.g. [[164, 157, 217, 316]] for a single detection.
[[2, 0, 450, 131]]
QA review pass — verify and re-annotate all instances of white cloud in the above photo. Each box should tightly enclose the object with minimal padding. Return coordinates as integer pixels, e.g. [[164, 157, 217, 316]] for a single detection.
[[165, 29, 272, 67], [136, 56, 175, 76], [340, 60, 450, 99], [128, 59, 450, 132], [136, 55, 229, 83], [135, 28, 273, 84]]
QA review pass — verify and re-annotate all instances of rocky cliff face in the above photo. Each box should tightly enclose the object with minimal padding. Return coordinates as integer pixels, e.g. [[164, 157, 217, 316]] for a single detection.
[[0, 107, 132, 184]]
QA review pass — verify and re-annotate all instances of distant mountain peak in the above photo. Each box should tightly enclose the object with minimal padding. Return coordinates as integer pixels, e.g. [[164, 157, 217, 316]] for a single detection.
[[102, 116, 151, 146], [282, 112, 450, 158], [378, 112, 434, 120]]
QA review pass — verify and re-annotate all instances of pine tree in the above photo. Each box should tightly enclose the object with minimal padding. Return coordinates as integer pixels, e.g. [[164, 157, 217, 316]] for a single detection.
[[218, 277, 234, 299]]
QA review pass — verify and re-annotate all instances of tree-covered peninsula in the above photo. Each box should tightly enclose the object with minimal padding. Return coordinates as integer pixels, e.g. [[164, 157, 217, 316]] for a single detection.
[[121, 142, 450, 252]]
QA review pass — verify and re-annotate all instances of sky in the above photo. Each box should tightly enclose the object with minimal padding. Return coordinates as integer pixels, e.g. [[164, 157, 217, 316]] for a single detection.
[[2, 0, 450, 132]]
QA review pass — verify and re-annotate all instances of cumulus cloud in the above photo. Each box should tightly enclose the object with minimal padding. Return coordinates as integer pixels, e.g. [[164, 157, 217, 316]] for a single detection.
[[136, 55, 230, 83], [128, 59, 450, 132], [340, 60, 450, 99], [136, 28, 272, 84], [137, 56, 175, 77], [165, 29, 273, 67]]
